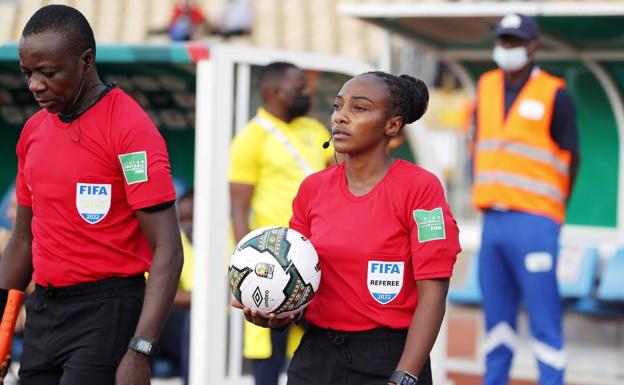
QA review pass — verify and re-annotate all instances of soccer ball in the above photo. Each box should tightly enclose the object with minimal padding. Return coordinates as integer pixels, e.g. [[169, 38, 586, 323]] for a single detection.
[[228, 226, 321, 318]]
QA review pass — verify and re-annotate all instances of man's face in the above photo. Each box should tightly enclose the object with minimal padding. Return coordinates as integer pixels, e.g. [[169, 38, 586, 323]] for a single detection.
[[276, 67, 308, 110], [18, 30, 85, 113]]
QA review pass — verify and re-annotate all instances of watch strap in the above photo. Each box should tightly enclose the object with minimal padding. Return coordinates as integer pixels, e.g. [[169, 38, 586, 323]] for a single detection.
[[128, 336, 160, 357], [389, 370, 418, 385]]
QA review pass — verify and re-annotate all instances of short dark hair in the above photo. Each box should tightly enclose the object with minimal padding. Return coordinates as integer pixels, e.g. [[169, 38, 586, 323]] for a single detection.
[[258, 62, 299, 86], [22, 5, 96, 58], [364, 71, 429, 126]]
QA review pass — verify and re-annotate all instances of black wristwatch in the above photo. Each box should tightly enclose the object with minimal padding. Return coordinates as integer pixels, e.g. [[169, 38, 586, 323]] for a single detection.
[[128, 336, 160, 358], [388, 370, 418, 385]]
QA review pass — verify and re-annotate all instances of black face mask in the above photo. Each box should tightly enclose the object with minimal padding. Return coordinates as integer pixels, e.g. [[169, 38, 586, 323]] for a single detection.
[[286, 94, 311, 121]]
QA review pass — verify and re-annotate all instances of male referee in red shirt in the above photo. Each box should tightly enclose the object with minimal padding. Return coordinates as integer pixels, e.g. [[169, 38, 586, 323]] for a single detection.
[[0, 5, 183, 385]]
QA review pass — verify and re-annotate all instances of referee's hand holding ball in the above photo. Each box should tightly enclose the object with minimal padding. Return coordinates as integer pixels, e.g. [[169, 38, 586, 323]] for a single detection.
[[231, 299, 301, 330]]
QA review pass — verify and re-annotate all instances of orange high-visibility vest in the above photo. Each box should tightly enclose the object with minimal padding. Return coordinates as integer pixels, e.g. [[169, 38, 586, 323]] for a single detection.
[[473, 68, 572, 223]]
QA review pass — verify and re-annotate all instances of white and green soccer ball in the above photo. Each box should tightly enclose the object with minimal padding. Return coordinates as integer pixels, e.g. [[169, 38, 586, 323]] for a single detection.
[[228, 226, 321, 318]]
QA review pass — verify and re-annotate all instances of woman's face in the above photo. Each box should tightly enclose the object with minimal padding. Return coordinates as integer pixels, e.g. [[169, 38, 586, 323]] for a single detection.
[[331, 75, 400, 155]]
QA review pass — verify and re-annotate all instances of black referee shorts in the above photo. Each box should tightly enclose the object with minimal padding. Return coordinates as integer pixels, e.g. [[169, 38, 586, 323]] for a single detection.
[[287, 324, 432, 385], [19, 275, 145, 385]]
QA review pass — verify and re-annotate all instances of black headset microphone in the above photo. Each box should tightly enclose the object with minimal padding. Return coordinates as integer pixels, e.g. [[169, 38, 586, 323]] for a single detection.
[[323, 133, 342, 165], [322, 133, 334, 149]]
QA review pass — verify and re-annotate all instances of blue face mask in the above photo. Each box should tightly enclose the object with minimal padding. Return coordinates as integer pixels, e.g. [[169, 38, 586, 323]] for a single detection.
[[492, 45, 529, 72]]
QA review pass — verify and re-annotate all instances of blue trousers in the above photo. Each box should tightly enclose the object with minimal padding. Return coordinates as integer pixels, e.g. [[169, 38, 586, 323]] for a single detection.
[[479, 210, 564, 385]]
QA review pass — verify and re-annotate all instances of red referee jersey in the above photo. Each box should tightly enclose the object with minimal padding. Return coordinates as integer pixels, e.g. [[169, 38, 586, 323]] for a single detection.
[[16, 87, 176, 286], [290, 159, 460, 331]]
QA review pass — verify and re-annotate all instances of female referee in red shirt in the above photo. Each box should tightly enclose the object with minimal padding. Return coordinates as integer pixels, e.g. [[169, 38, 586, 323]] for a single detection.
[[236, 72, 461, 385]]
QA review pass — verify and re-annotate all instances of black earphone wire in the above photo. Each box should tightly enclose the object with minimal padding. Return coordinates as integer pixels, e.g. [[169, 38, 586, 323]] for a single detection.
[[65, 82, 107, 144], [65, 69, 88, 115]]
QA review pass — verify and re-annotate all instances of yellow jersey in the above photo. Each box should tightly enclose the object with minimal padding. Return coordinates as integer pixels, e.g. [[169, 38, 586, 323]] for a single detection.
[[179, 230, 193, 292], [229, 107, 333, 229]]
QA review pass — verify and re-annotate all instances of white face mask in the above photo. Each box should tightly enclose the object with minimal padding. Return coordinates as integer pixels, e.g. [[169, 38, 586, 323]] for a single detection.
[[492, 45, 529, 71]]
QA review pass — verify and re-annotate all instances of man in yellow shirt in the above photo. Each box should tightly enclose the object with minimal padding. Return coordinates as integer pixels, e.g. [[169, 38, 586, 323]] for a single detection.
[[229, 62, 333, 385]]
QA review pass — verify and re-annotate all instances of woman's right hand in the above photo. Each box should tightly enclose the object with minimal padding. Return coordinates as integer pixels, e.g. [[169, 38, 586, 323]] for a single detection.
[[231, 300, 299, 329], [0, 356, 12, 384]]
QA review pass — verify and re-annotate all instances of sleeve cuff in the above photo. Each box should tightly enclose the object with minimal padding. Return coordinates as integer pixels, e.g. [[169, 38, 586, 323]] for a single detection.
[[16, 198, 32, 207], [413, 269, 453, 280], [228, 175, 257, 185], [130, 192, 177, 211]]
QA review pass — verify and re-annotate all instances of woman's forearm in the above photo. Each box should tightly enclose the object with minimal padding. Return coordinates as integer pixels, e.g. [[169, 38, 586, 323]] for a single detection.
[[395, 278, 449, 377]]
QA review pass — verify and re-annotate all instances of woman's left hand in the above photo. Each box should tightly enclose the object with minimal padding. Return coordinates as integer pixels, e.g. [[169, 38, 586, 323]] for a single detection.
[[231, 299, 299, 329]]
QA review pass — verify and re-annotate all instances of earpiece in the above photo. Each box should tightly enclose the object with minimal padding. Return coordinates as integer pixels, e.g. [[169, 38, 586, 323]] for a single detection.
[[83, 54, 91, 70]]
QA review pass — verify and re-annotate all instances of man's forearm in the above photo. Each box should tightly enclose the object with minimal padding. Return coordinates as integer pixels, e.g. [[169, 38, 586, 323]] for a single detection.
[[132, 245, 183, 340], [173, 291, 192, 308], [231, 198, 251, 243], [230, 183, 254, 243], [0, 234, 33, 291], [232, 212, 250, 243]]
